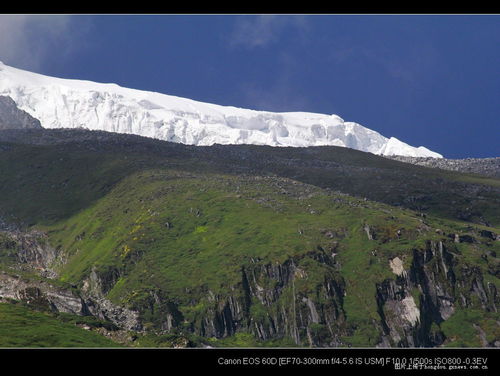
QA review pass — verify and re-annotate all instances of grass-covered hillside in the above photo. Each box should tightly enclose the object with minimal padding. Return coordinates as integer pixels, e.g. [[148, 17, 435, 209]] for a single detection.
[[0, 129, 498, 347], [0, 302, 120, 347]]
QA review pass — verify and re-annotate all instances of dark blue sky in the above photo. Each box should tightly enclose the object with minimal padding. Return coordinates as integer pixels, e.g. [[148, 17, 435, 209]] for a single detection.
[[3, 15, 499, 158]]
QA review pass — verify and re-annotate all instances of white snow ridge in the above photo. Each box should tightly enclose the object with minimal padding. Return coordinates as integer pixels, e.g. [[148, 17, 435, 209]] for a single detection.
[[0, 62, 442, 158]]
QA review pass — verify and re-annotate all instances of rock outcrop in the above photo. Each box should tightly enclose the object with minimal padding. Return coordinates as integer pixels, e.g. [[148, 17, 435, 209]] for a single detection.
[[386, 155, 500, 178], [0, 272, 87, 314], [376, 240, 498, 347], [0, 96, 42, 130], [181, 253, 347, 347], [0, 227, 142, 332]]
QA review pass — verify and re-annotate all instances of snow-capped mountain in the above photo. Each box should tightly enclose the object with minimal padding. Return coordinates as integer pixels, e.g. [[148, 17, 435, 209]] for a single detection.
[[0, 62, 442, 158]]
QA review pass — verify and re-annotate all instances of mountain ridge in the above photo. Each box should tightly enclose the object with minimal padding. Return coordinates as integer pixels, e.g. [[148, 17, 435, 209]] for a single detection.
[[386, 155, 500, 179], [0, 62, 442, 158], [1, 64, 498, 349], [0, 128, 497, 227]]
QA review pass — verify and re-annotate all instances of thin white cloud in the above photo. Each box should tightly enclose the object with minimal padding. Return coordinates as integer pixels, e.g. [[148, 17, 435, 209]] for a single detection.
[[239, 52, 313, 112], [228, 16, 313, 111], [0, 15, 88, 71], [328, 41, 440, 87], [228, 15, 310, 49]]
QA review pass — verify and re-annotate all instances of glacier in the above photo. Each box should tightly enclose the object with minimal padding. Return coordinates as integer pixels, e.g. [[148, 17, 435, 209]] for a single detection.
[[0, 61, 442, 158]]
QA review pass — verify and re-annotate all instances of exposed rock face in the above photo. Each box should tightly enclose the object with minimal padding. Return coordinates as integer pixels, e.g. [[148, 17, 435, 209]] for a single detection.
[[4, 229, 62, 278], [133, 239, 496, 348], [0, 226, 142, 332], [386, 155, 500, 178], [0, 272, 87, 314], [80, 267, 142, 332], [389, 257, 406, 277], [0, 96, 42, 130], [376, 240, 498, 347], [0, 270, 142, 332], [191, 255, 347, 347]]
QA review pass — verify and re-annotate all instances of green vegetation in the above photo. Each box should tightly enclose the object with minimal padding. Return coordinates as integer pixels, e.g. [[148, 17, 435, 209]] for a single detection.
[[441, 309, 500, 347], [0, 302, 120, 347], [0, 129, 498, 347]]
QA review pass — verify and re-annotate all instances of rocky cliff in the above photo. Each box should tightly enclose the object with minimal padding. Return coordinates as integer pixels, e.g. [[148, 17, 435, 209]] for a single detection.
[[0, 227, 142, 333], [0, 96, 42, 130], [376, 240, 498, 347], [77, 234, 498, 348]]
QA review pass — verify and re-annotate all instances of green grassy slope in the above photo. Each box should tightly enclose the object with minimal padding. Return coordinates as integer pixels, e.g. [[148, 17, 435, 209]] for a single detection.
[[0, 302, 120, 347], [50, 169, 498, 347], [0, 129, 498, 347], [0, 129, 498, 227]]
